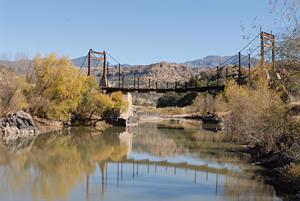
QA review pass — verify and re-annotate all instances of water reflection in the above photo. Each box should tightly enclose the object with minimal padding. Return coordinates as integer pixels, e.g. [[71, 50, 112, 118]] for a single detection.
[[0, 123, 281, 201]]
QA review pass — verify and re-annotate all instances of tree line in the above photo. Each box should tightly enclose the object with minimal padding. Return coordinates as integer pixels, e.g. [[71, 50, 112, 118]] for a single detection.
[[0, 54, 128, 124]]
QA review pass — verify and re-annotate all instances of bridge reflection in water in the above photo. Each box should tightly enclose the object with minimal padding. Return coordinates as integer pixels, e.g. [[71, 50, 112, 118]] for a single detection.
[[91, 160, 229, 199], [0, 123, 280, 201], [84, 124, 279, 201]]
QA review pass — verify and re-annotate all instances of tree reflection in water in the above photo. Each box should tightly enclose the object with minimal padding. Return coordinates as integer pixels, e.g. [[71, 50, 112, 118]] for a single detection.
[[0, 124, 281, 201], [0, 127, 128, 201]]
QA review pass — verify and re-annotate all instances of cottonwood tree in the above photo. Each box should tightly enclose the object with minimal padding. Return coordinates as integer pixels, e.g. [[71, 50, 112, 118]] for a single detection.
[[28, 54, 86, 121], [267, 0, 300, 98], [268, 0, 300, 60]]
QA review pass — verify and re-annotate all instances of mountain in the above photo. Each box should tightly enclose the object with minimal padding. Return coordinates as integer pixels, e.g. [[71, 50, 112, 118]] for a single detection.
[[184, 55, 255, 68], [72, 56, 87, 68], [72, 56, 132, 68], [72, 54, 256, 69], [0, 54, 256, 84], [86, 61, 200, 84]]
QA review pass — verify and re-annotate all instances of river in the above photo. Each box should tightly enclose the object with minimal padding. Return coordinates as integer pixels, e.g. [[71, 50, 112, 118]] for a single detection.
[[0, 122, 282, 201]]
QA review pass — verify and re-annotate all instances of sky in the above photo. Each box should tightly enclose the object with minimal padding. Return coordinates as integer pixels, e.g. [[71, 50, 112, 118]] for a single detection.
[[0, 0, 276, 65]]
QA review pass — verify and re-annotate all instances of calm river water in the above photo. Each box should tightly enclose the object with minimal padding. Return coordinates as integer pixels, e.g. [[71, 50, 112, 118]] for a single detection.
[[0, 122, 282, 201]]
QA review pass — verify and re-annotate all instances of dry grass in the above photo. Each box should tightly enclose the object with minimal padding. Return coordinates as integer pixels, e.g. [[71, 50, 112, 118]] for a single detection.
[[288, 164, 300, 177], [156, 119, 201, 130], [135, 106, 192, 115]]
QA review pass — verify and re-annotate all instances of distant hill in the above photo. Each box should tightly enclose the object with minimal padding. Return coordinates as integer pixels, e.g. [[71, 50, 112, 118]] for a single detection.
[[184, 55, 256, 68], [72, 56, 87, 68], [72, 54, 257, 68], [0, 54, 257, 84], [86, 61, 201, 84]]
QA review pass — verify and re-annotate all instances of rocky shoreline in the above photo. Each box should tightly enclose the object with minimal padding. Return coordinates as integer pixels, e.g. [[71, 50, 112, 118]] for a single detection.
[[0, 111, 64, 146], [0, 109, 136, 142], [230, 144, 300, 200], [0, 111, 39, 145], [1, 110, 299, 199]]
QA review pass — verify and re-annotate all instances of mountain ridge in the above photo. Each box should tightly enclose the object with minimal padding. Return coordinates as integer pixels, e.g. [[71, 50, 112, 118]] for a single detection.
[[72, 54, 255, 68]]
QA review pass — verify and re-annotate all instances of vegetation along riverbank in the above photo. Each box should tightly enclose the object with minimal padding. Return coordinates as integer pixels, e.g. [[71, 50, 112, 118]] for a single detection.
[[0, 54, 129, 134], [0, 1, 300, 200]]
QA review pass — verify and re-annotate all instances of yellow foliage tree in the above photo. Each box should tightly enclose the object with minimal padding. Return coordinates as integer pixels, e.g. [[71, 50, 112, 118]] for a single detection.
[[76, 76, 114, 120], [111, 91, 128, 112], [2, 54, 128, 123], [29, 54, 85, 121]]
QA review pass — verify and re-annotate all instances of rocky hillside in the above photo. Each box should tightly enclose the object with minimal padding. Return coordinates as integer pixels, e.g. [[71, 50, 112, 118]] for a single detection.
[[85, 61, 213, 87], [0, 54, 247, 85], [73, 54, 256, 69], [184, 55, 256, 67]]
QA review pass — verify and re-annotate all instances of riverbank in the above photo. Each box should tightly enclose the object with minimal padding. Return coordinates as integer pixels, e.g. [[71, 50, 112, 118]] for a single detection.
[[230, 144, 300, 199], [135, 108, 300, 199], [263, 166, 300, 200], [0, 109, 132, 141], [0, 122, 283, 201], [0, 111, 65, 146], [1, 107, 299, 199]]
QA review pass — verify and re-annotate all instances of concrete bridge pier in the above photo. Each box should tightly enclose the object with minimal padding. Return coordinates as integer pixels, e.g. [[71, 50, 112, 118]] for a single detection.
[[120, 93, 133, 120], [120, 92, 138, 126]]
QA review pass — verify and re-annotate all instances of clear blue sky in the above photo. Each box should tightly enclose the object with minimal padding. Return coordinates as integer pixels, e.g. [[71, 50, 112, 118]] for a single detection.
[[0, 0, 275, 64]]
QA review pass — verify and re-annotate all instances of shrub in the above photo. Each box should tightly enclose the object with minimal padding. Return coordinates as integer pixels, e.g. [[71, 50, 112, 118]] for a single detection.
[[1, 54, 128, 124], [111, 91, 128, 112], [156, 93, 196, 108], [0, 67, 29, 117], [191, 93, 215, 115], [76, 76, 114, 120], [221, 79, 287, 154]]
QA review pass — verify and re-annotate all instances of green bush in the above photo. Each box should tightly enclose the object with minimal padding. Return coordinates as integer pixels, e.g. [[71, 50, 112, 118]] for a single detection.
[[157, 93, 196, 108]]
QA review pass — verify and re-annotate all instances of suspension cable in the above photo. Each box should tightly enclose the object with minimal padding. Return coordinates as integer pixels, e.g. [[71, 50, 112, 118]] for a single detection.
[[239, 35, 259, 53], [219, 54, 238, 68], [79, 54, 88, 72], [107, 52, 121, 65]]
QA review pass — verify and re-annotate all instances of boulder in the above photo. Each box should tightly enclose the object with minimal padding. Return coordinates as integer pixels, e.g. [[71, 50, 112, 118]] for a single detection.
[[105, 109, 138, 127], [200, 112, 223, 124], [0, 111, 39, 145]]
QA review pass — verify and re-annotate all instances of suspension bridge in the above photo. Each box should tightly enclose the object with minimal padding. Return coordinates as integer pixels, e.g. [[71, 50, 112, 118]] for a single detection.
[[85, 159, 243, 199], [79, 31, 276, 94]]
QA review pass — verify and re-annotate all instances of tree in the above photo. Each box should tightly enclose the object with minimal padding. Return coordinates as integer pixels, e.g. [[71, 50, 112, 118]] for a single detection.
[[111, 91, 128, 112], [28, 54, 86, 121], [268, 0, 300, 60], [221, 79, 287, 153], [1, 54, 128, 124], [0, 67, 29, 117], [269, 0, 300, 36], [76, 76, 114, 120]]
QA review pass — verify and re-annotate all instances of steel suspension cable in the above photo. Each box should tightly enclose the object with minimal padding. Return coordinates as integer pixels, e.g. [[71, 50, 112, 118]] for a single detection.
[[79, 54, 88, 72]]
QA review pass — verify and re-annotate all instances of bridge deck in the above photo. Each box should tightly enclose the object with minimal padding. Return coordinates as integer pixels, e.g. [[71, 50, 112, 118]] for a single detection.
[[104, 159, 240, 177], [102, 85, 225, 93]]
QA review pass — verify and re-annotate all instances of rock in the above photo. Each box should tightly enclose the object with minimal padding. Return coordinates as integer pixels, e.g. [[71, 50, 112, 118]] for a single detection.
[[290, 192, 300, 201], [105, 109, 121, 125], [105, 109, 138, 127], [200, 112, 223, 124], [33, 116, 63, 134], [105, 109, 126, 126], [169, 119, 181, 124], [254, 152, 294, 169], [0, 111, 39, 145]]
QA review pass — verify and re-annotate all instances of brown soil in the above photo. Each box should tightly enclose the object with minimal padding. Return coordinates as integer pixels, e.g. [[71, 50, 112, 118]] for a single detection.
[[33, 116, 64, 134]]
